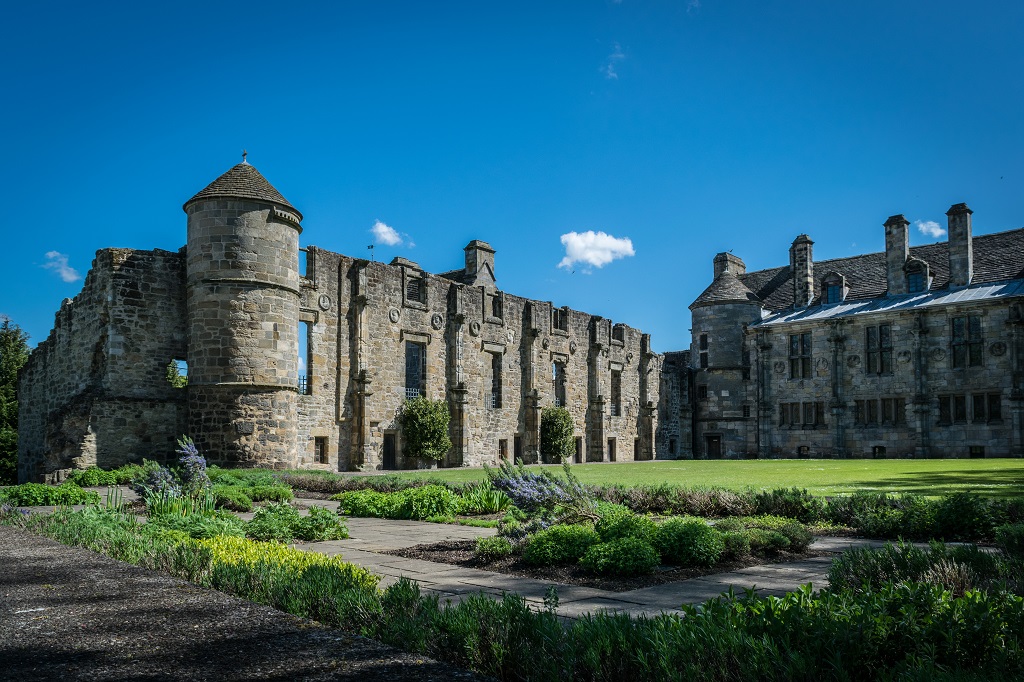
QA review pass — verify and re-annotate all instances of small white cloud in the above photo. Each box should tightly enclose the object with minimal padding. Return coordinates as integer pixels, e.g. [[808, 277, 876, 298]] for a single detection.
[[42, 251, 81, 283], [298, 355, 306, 372], [371, 220, 403, 246], [601, 42, 625, 80], [558, 231, 635, 271], [916, 220, 946, 239], [687, 0, 700, 13]]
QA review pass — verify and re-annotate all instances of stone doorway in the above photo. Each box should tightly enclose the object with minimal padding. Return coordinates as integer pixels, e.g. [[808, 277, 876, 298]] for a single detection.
[[382, 432, 397, 470], [705, 435, 722, 459]]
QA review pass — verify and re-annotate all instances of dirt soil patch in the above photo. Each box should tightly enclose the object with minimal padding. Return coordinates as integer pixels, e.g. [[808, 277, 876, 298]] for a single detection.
[[387, 540, 830, 592], [0, 526, 485, 681]]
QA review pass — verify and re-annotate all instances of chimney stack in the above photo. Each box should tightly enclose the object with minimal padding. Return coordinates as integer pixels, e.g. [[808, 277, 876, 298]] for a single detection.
[[713, 252, 746, 279], [789, 234, 814, 307], [883, 214, 910, 295], [463, 240, 496, 288], [946, 203, 973, 287]]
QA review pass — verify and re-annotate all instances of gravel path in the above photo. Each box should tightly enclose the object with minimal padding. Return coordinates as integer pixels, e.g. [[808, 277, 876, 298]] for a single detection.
[[0, 526, 487, 682]]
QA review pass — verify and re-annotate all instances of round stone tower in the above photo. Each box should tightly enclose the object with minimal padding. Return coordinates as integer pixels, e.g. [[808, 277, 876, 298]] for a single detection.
[[182, 159, 303, 467]]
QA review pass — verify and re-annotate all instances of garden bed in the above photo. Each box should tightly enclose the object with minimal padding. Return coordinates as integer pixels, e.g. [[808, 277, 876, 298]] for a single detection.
[[386, 539, 830, 591]]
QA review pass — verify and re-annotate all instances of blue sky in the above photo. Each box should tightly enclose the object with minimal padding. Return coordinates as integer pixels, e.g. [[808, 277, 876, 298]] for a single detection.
[[2, 1, 1022, 352]]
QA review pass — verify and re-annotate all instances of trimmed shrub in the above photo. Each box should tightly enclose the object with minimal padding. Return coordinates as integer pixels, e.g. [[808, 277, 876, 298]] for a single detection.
[[1, 482, 101, 506], [580, 537, 660, 576], [539, 406, 574, 462], [293, 506, 348, 541], [212, 485, 254, 512], [523, 524, 601, 566], [746, 528, 790, 553], [245, 502, 347, 542], [403, 485, 462, 520], [399, 396, 452, 460], [996, 523, 1024, 558], [595, 505, 657, 544], [933, 492, 995, 541], [654, 518, 724, 567], [475, 536, 515, 561], [742, 515, 813, 552], [752, 487, 823, 523], [720, 530, 751, 559], [65, 464, 144, 487], [247, 485, 294, 503]]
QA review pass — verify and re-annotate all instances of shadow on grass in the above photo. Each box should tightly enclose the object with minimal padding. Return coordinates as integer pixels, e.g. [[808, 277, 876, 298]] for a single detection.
[[844, 468, 1024, 498]]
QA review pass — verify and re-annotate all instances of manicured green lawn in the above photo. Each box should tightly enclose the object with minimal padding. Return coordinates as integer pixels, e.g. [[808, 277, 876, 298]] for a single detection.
[[394, 459, 1024, 498]]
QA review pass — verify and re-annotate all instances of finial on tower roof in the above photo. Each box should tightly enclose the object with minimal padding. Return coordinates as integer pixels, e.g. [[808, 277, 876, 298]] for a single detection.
[[242, 149, 248, 164]]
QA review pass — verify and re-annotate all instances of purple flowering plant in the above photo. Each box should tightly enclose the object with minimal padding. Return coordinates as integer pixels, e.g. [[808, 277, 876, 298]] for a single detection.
[[176, 435, 211, 498], [486, 459, 599, 528]]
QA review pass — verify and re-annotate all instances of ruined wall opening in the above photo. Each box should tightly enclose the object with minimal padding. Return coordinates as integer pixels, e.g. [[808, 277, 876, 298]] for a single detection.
[[166, 359, 188, 388], [299, 321, 312, 395]]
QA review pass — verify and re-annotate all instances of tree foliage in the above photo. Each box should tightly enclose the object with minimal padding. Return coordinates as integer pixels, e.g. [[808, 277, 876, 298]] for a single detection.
[[0, 318, 30, 484], [540, 406, 574, 463], [399, 396, 452, 461], [165, 360, 187, 388]]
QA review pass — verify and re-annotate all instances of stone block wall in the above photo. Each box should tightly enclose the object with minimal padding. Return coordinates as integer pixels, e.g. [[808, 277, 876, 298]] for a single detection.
[[18, 248, 187, 481]]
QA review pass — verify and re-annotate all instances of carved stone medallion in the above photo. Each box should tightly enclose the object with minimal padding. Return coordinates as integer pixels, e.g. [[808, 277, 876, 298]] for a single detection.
[[626, 352, 634, 363], [847, 355, 861, 368], [897, 350, 912, 364], [990, 341, 1008, 357], [430, 313, 444, 330], [542, 337, 550, 350], [930, 348, 946, 362], [774, 360, 787, 374], [469, 321, 482, 336], [317, 294, 331, 311], [388, 308, 400, 324], [569, 340, 578, 354], [815, 357, 830, 373]]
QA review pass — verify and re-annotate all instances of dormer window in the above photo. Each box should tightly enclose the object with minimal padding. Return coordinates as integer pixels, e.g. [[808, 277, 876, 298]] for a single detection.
[[905, 259, 929, 294], [820, 272, 846, 305]]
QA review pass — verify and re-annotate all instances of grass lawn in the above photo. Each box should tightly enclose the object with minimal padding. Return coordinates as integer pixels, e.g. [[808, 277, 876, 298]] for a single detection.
[[390, 458, 1024, 498]]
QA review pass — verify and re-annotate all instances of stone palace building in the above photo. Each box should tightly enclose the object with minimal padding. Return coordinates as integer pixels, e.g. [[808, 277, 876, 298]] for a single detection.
[[16, 160, 1024, 481]]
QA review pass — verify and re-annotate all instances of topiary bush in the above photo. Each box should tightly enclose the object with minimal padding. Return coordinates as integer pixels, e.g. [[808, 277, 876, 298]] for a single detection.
[[579, 537, 660, 576], [653, 517, 724, 567], [539, 406, 574, 463], [399, 396, 452, 461], [522, 524, 600, 566]]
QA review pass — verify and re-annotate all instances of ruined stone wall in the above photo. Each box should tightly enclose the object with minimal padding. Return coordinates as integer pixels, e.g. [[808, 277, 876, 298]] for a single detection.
[[656, 351, 692, 459], [18, 248, 187, 482]]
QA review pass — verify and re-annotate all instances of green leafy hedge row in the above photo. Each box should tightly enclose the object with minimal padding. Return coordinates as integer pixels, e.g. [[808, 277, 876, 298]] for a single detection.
[[0, 482, 101, 506], [332, 483, 510, 520], [3, 506, 1022, 681]]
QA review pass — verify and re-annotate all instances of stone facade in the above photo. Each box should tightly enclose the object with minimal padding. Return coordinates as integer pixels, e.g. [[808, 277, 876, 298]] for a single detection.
[[18, 162, 661, 481], [673, 203, 1024, 459]]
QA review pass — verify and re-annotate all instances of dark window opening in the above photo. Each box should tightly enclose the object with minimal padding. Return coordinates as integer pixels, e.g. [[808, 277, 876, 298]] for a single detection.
[[607, 438, 616, 462], [552, 361, 567, 407], [406, 275, 426, 304], [866, 324, 893, 375], [299, 321, 312, 395], [668, 438, 677, 456], [575, 436, 583, 463], [166, 359, 188, 389], [824, 283, 842, 304], [872, 445, 887, 458], [405, 341, 426, 399], [489, 353, 502, 408], [742, 404, 751, 418], [514, 435, 523, 460], [612, 325, 625, 343], [907, 271, 926, 293], [798, 445, 810, 457], [314, 437, 327, 464], [552, 308, 568, 332], [697, 385, 708, 401], [610, 370, 622, 416], [969, 446, 985, 459], [789, 333, 812, 379], [498, 439, 508, 460], [491, 295, 503, 319], [951, 315, 983, 369]]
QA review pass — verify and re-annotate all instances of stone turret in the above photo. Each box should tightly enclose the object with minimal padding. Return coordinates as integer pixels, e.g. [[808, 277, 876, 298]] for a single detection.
[[183, 159, 303, 467], [884, 214, 910, 295], [463, 240, 496, 288]]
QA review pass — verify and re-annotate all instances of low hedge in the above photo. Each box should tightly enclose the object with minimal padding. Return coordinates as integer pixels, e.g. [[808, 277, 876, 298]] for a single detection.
[[522, 524, 600, 566], [1, 482, 101, 506]]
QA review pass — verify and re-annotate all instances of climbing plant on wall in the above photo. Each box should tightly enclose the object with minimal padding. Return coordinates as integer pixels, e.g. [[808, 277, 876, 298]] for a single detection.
[[0, 318, 30, 484], [540, 406, 574, 463], [399, 396, 452, 461]]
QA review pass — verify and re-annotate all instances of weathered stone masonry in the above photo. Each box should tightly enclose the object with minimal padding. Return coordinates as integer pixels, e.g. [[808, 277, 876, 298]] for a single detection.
[[18, 162, 662, 481]]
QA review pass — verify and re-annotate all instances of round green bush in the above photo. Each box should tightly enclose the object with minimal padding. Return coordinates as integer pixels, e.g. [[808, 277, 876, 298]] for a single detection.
[[595, 506, 658, 544], [475, 535, 515, 561], [747, 528, 791, 553], [933, 492, 995, 541], [654, 518, 724, 567], [579, 537, 660, 576], [523, 524, 601, 566], [213, 485, 254, 512], [720, 530, 752, 559]]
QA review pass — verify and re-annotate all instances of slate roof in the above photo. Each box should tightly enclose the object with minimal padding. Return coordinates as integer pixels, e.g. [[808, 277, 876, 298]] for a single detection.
[[737, 228, 1024, 312], [184, 163, 302, 220], [437, 268, 467, 284], [690, 271, 761, 309]]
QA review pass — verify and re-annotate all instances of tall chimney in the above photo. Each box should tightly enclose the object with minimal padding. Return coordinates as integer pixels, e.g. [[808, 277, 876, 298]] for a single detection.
[[713, 252, 746, 279], [789, 234, 814, 308], [463, 240, 496, 288], [883, 214, 910, 295], [946, 203, 973, 287]]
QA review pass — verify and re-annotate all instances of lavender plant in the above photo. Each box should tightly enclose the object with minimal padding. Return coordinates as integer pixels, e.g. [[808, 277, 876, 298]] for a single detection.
[[486, 459, 598, 528], [176, 435, 211, 498]]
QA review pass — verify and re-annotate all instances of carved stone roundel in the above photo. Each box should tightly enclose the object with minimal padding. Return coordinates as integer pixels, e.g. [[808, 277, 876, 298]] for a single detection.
[[542, 337, 550, 350], [569, 340, 578, 354], [626, 352, 634, 363], [317, 294, 331, 311], [507, 330, 515, 344], [430, 313, 444, 330], [773, 360, 787, 374], [930, 348, 946, 362], [990, 341, 1008, 357], [815, 357, 829, 371], [847, 355, 861, 368], [469, 321, 482, 336], [897, 350, 912, 364], [388, 308, 400, 324]]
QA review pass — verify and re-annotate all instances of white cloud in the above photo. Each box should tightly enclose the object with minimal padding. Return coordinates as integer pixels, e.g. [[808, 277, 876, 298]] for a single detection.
[[298, 355, 306, 372], [916, 220, 946, 239], [601, 42, 625, 80], [558, 231, 635, 271], [371, 220, 403, 246], [687, 0, 701, 13], [42, 251, 81, 283]]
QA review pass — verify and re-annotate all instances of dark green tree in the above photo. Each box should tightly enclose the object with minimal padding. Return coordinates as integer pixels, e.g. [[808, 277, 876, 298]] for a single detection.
[[0, 318, 30, 484], [540, 406, 574, 463], [399, 396, 452, 461]]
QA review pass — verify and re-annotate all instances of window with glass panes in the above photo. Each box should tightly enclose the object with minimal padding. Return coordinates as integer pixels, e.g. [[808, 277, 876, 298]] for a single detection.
[[866, 324, 893, 375], [951, 315, 983, 368], [789, 333, 811, 379]]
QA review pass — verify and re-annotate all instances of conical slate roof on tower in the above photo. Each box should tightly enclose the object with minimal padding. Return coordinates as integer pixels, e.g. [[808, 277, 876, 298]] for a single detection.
[[689, 271, 761, 309], [183, 161, 302, 220]]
